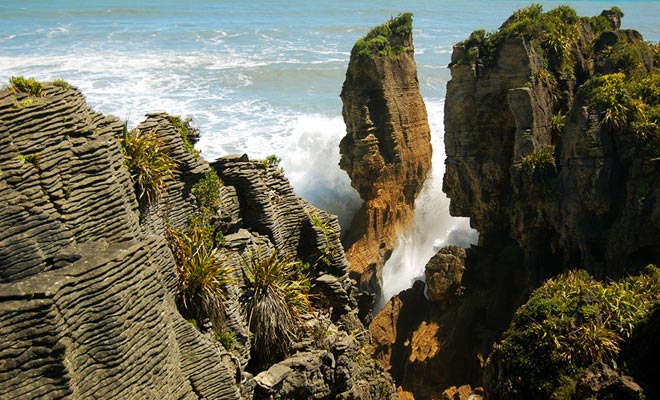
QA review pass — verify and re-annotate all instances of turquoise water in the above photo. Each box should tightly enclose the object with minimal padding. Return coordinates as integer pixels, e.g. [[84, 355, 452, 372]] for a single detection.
[[2, 0, 659, 299]]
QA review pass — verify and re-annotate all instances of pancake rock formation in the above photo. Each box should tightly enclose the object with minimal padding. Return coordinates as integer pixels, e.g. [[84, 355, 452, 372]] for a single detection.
[[0, 80, 396, 399], [339, 13, 432, 296], [371, 6, 660, 400]]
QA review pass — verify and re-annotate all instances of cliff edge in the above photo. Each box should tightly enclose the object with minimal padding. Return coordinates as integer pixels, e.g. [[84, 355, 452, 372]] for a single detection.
[[371, 6, 660, 399]]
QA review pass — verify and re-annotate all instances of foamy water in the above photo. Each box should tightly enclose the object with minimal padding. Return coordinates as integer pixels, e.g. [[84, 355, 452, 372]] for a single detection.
[[379, 101, 478, 310], [2, 0, 658, 302]]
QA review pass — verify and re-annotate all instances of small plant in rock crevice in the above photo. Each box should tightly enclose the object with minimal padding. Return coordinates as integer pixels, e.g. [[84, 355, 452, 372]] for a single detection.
[[119, 127, 177, 204], [8, 76, 43, 96], [192, 170, 223, 213], [167, 115, 200, 155], [241, 249, 312, 370], [167, 223, 234, 332], [259, 154, 284, 173]]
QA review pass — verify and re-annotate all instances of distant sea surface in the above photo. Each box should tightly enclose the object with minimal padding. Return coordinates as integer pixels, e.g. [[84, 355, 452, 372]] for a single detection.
[[2, 0, 659, 300]]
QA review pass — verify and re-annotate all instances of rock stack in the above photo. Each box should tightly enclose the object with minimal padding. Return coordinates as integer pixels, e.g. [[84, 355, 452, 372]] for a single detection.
[[339, 13, 432, 296]]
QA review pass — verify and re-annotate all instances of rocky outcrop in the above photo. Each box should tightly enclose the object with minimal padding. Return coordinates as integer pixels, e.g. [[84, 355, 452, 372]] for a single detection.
[[372, 6, 660, 399], [425, 246, 466, 304], [0, 83, 241, 399], [340, 13, 432, 295], [0, 82, 394, 399], [444, 7, 659, 282]]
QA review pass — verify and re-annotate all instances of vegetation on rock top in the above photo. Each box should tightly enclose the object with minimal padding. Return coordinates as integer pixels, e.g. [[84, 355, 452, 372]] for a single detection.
[[8, 76, 44, 96], [352, 12, 413, 59], [487, 265, 660, 399], [167, 115, 200, 155], [584, 69, 660, 157]]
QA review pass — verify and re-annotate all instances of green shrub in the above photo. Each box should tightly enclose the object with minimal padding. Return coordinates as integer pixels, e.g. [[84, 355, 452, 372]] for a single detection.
[[186, 212, 225, 248], [586, 72, 630, 129], [15, 98, 42, 108], [551, 112, 566, 135], [192, 170, 223, 213], [586, 15, 613, 34], [168, 223, 233, 331], [119, 127, 177, 204], [214, 329, 236, 350], [521, 146, 555, 173], [487, 266, 660, 399], [259, 154, 284, 173], [352, 13, 413, 59], [51, 79, 71, 90], [584, 70, 660, 156], [456, 5, 582, 79], [167, 115, 199, 155], [17, 153, 41, 170], [9, 76, 43, 96], [241, 249, 311, 369]]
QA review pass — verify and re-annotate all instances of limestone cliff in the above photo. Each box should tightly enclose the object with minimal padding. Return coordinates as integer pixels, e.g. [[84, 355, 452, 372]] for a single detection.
[[0, 82, 396, 399], [340, 13, 432, 295], [371, 6, 660, 399], [444, 6, 660, 281]]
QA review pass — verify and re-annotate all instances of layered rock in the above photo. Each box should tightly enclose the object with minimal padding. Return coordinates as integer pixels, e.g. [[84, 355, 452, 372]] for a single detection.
[[0, 82, 395, 399], [444, 7, 660, 282], [372, 6, 660, 399], [340, 13, 432, 295], [0, 83, 241, 399]]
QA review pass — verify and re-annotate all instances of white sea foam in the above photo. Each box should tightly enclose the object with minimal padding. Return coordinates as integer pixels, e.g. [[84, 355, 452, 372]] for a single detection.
[[378, 100, 478, 310], [282, 114, 362, 229]]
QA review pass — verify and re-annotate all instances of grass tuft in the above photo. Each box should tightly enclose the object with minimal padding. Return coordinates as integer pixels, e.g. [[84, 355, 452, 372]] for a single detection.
[[168, 223, 233, 331], [241, 249, 311, 369], [119, 127, 177, 204], [487, 266, 660, 399]]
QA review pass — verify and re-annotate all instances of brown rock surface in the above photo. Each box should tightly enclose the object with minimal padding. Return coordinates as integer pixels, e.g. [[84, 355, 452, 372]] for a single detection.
[[425, 246, 466, 304], [378, 6, 660, 399], [340, 14, 432, 295]]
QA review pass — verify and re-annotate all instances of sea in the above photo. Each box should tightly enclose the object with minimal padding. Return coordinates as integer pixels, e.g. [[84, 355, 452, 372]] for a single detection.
[[2, 0, 659, 305]]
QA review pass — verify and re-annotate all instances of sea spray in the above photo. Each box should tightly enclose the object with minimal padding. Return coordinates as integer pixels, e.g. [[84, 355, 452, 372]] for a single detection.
[[378, 100, 477, 310], [282, 114, 362, 230]]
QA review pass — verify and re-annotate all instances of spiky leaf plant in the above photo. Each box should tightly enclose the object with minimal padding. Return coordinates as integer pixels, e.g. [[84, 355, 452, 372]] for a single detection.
[[168, 224, 233, 331], [241, 249, 311, 370], [119, 127, 177, 204]]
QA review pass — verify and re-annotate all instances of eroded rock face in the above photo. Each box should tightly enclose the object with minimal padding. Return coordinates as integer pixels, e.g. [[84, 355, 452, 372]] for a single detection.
[[0, 84, 241, 399], [0, 83, 394, 399], [373, 8, 660, 399], [340, 14, 432, 295], [444, 19, 660, 283], [425, 246, 466, 304]]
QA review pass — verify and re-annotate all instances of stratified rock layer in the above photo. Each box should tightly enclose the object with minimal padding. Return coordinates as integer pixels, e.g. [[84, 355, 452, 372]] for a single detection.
[[0, 84, 241, 399], [0, 83, 395, 399], [340, 14, 432, 295], [444, 14, 659, 282], [373, 7, 660, 399]]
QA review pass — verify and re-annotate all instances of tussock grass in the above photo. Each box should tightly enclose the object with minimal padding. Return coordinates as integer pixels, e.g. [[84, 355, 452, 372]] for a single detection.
[[119, 127, 177, 204], [168, 224, 233, 331], [487, 266, 660, 399], [241, 249, 311, 369], [9, 76, 43, 96]]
